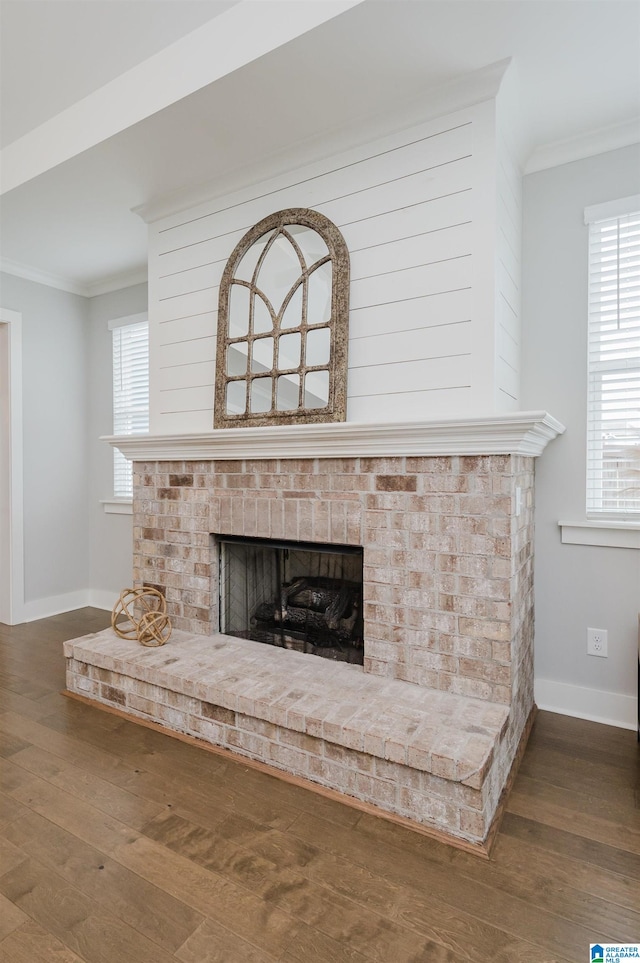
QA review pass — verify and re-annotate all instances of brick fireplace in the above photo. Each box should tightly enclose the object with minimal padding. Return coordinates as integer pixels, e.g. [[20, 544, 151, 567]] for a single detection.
[[65, 414, 563, 851], [136, 451, 531, 705], [61, 86, 568, 849]]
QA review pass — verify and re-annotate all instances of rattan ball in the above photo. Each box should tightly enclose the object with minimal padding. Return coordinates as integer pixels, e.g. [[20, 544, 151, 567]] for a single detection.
[[111, 587, 171, 646], [137, 609, 172, 647]]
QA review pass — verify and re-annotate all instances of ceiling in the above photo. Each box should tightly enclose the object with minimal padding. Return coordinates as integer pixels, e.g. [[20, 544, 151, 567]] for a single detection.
[[1, 0, 639, 296]]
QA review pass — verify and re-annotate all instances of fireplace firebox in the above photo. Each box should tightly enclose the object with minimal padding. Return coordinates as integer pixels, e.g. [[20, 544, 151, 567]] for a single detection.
[[218, 535, 364, 664]]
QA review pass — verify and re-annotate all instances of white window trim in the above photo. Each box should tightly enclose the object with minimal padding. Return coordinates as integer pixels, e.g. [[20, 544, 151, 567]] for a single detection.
[[558, 519, 640, 550], [105, 312, 148, 512], [584, 194, 640, 225], [101, 498, 134, 516], [584, 194, 640, 519]]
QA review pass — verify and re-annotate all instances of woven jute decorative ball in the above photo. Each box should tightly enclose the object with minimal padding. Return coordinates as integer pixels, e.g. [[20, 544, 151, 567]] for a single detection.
[[111, 587, 172, 647], [137, 609, 172, 647]]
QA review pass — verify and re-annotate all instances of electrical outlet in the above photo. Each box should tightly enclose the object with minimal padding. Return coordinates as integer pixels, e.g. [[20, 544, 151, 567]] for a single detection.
[[587, 627, 608, 658]]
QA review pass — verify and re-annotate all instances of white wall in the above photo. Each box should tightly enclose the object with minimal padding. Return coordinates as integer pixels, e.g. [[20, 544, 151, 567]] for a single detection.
[[87, 283, 148, 606], [522, 144, 640, 729], [0, 272, 90, 617], [147, 99, 518, 434]]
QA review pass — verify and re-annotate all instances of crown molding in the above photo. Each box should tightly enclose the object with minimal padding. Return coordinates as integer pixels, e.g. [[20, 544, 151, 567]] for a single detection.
[[104, 410, 565, 462], [135, 60, 510, 226], [0, 257, 88, 296], [525, 118, 640, 174], [84, 268, 148, 298], [0, 257, 147, 298]]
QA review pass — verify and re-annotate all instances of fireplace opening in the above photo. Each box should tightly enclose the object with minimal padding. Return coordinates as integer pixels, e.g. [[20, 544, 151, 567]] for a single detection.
[[218, 535, 364, 664]]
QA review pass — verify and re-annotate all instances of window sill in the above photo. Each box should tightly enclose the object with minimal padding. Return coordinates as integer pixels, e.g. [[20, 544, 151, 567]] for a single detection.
[[101, 498, 133, 516], [558, 520, 640, 549]]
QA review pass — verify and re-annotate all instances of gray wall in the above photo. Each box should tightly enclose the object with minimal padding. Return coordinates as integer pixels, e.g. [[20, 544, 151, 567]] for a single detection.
[[0, 272, 90, 609], [88, 283, 148, 603], [0, 273, 147, 616], [522, 144, 640, 727]]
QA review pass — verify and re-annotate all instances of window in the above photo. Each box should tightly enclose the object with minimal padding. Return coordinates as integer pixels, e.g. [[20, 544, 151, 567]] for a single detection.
[[585, 195, 640, 516], [214, 208, 350, 428], [109, 314, 149, 499]]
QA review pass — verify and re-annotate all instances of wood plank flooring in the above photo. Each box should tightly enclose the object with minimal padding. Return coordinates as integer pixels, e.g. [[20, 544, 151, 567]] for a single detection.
[[0, 608, 638, 962]]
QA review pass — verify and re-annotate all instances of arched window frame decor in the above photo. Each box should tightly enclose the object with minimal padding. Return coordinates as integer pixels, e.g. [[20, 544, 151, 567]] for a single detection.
[[214, 208, 350, 428]]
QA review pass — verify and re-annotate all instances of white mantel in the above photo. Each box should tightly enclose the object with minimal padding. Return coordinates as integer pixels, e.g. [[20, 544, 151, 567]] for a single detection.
[[104, 410, 565, 462]]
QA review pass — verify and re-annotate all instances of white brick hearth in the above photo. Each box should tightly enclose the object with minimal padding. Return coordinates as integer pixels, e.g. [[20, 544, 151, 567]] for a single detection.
[[66, 627, 510, 844]]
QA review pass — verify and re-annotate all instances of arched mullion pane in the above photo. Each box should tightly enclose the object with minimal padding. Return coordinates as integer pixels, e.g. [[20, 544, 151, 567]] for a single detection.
[[299, 273, 308, 409], [235, 279, 276, 415], [277, 277, 304, 331], [254, 230, 305, 319], [250, 288, 275, 414], [306, 257, 332, 327], [277, 257, 331, 334], [250, 230, 281, 289], [251, 287, 275, 336], [246, 371, 277, 413], [279, 228, 307, 273]]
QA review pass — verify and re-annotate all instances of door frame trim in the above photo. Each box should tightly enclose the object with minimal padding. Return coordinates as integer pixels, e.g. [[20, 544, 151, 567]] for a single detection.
[[0, 308, 25, 624]]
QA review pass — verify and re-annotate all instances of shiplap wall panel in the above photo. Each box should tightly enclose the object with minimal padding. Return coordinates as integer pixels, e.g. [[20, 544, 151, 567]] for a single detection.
[[494, 134, 522, 410], [155, 154, 471, 263], [497, 195, 519, 284], [349, 321, 471, 369], [159, 384, 214, 414], [350, 257, 472, 311], [317, 159, 472, 229], [348, 354, 472, 397], [349, 288, 472, 340], [155, 194, 472, 295], [155, 288, 218, 325], [157, 337, 216, 369], [351, 222, 472, 281], [148, 101, 516, 432], [497, 310, 518, 371], [340, 191, 471, 252], [158, 229, 246, 277], [496, 357, 518, 402], [160, 360, 216, 393], [154, 410, 213, 433], [497, 261, 518, 320], [155, 121, 472, 254], [158, 262, 223, 302], [348, 386, 472, 422], [159, 312, 217, 346]]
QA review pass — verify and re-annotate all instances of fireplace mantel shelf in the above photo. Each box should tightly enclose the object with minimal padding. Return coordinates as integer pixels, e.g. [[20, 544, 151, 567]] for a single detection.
[[104, 410, 564, 462]]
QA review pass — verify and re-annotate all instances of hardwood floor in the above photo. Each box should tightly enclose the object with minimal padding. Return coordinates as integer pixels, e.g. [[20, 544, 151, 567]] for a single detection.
[[0, 609, 638, 962]]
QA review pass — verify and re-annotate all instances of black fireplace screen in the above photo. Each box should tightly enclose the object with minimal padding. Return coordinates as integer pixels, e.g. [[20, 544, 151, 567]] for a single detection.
[[218, 536, 364, 664]]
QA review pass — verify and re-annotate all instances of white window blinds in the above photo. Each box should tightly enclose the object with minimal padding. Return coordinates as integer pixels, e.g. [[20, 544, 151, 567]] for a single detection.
[[586, 196, 640, 515], [110, 315, 149, 499]]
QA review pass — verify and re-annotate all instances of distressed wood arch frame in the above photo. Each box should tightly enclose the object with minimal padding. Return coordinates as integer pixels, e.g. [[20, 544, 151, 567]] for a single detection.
[[214, 208, 350, 428]]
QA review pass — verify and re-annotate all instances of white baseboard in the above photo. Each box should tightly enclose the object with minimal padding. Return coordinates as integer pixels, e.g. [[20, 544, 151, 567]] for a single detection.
[[535, 677, 637, 731], [87, 589, 119, 612], [22, 590, 92, 622], [21, 588, 118, 622]]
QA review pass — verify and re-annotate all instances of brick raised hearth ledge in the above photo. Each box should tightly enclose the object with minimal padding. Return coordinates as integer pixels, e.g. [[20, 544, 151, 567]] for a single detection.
[[69, 411, 564, 849], [66, 628, 512, 848]]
